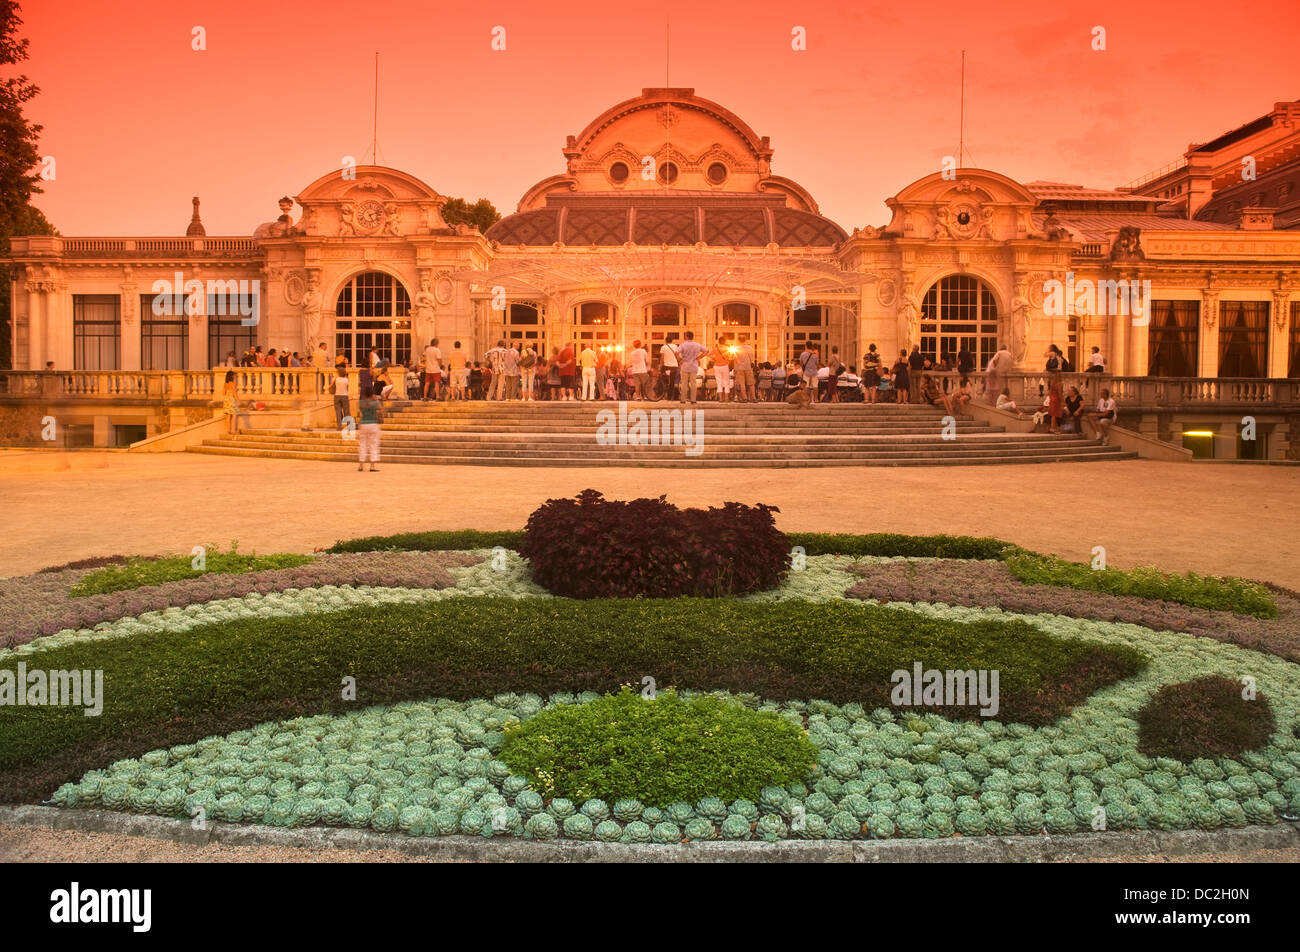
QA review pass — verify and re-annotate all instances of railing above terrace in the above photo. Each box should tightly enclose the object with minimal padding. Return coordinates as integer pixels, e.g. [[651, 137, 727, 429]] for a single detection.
[[17, 236, 260, 257], [0, 368, 334, 401], [2, 369, 1297, 409], [925, 371, 1300, 408]]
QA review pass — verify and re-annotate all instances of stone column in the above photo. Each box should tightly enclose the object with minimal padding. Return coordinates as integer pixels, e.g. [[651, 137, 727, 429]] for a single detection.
[[1270, 290, 1293, 378], [120, 283, 141, 371], [1200, 288, 1220, 378], [24, 281, 44, 369]]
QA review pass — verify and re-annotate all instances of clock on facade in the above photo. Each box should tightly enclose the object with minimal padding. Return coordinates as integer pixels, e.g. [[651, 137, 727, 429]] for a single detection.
[[357, 200, 385, 232]]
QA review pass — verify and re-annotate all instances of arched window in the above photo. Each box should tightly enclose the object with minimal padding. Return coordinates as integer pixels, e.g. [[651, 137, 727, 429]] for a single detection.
[[785, 304, 827, 364], [334, 271, 412, 366], [507, 303, 539, 324], [573, 301, 616, 346], [920, 275, 999, 370]]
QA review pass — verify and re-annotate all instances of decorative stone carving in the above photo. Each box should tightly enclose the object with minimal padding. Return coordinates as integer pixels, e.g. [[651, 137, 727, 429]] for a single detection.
[[283, 270, 307, 306], [876, 277, 897, 307], [1202, 289, 1219, 332], [434, 274, 455, 306], [1273, 291, 1291, 332], [381, 202, 401, 237], [340, 203, 358, 236], [1111, 226, 1144, 261]]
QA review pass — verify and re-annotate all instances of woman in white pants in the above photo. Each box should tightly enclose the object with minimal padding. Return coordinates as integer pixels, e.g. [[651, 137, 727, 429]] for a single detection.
[[356, 386, 382, 472]]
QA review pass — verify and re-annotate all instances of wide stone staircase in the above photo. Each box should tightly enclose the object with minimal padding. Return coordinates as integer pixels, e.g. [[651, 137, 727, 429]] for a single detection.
[[189, 400, 1137, 467]]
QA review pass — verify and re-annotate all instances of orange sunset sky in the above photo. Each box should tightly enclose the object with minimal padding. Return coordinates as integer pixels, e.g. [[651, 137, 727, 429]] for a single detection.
[[17, 0, 1300, 237]]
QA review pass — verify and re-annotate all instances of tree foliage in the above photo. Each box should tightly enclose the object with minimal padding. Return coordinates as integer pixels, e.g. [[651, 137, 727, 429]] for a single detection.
[[0, 1, 55, 367], [440, 197, 500, 234]]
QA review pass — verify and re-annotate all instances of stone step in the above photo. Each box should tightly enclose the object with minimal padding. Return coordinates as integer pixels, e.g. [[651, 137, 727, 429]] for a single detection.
[[191, 443, 1137, 467], [219, 431, 1053, 449]]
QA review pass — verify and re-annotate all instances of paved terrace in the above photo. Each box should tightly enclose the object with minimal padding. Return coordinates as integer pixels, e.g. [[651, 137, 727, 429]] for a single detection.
[[1, 451, 1297, 587]]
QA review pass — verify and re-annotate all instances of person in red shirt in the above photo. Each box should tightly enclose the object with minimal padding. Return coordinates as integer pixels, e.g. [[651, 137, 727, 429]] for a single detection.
[[557, 343, 577, 401]]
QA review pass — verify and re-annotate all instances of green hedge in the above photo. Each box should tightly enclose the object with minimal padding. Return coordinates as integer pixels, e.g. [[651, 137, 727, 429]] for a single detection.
[[1004, 552, 1276, 619], [324, 529, 1273, 616], [327, 530, 525, 553], [70, 549, 314, 596], [500, 687, 819, 807], [0, 598, 1145, 802], [328, 529, 1015, 560]]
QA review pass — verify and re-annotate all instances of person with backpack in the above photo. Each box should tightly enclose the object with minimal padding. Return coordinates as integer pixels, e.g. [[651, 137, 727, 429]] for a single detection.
[[519, 343, 538, 401], [660, 337, 680, 398]]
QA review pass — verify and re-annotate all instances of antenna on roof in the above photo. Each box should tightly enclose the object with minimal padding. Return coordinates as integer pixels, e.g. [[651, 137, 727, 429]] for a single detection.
[[371, 52, 380, 165], [958, 50, 965, 169]]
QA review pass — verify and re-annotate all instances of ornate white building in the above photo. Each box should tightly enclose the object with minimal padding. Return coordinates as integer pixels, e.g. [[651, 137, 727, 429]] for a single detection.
[[9, 88, 1300, 381]]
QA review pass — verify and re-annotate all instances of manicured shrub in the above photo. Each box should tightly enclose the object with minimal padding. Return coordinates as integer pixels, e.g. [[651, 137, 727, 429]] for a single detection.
[[1004, 552, 1276, 619], [1136, 676, 1276, 762], [498, 688, 818, 808], [0, 596, 1145, 802], [328, 530, 524, 554], [518, 490, 789, 598], [791, 533, 1014, 560], [69, 545, 314, 596]]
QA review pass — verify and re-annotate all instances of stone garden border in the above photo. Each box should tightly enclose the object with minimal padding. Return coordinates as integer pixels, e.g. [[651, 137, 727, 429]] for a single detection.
[[3, 804, 1296, 863]]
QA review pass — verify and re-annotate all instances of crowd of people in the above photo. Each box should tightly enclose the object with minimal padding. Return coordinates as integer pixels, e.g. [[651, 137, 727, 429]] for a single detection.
[[221, 336, 1121, 463]]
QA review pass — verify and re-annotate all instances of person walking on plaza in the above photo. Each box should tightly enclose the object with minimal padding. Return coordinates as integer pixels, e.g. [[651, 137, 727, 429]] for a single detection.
[[312, 342, 331, 371], [222, 370, 241, 434], [892, 350, 910, 405], [733, 338, 755, 402], [660, 336, 680, 397], [330, 365, 351, 428], [798, 342, 820, 403], [519, 342, 538, 401], [626, 339, 651, 400], [423, 338, 443, 400], [447, 341, 468, 400], [580, 341, 600, 400], [356, 385, 382, 472], [677, 331, 706, 404], [907, 345, 925, 404]]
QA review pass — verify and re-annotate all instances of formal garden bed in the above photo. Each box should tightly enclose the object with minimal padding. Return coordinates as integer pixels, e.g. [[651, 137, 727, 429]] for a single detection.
[[2, 492, 1297, 846]]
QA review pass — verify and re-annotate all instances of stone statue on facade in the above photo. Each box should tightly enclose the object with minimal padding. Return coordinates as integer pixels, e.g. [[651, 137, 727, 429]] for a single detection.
[[412, 276, 436, 342], [1011, 281, 1031, 363], [339, 203, 358, 236], [896, 285, 919, 353], [381, 202, 401, 237], [301, 272, 323, 348]]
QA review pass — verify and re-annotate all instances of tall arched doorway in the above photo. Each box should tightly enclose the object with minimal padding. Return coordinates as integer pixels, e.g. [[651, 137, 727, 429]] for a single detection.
[[334, 271, 412, 365], [920, 275, 999, 370]]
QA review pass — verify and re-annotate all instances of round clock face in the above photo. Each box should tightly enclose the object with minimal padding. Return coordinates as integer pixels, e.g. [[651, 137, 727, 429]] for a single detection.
[[950, 203, 980, 237], [357, 201, 385, 231]]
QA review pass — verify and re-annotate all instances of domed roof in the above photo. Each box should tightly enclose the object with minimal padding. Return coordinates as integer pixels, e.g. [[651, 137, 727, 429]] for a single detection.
[[487, 193, 846, 248]]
